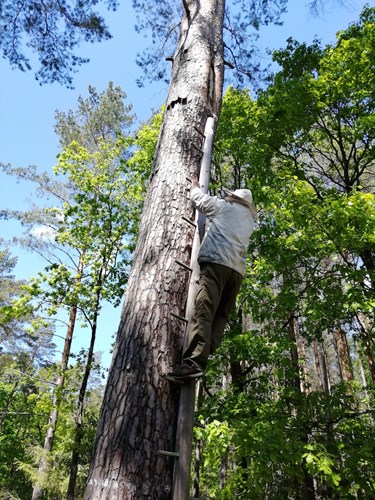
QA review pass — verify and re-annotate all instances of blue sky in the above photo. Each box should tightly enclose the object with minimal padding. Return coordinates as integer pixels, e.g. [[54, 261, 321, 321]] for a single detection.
[[0, 0, 367, 368]]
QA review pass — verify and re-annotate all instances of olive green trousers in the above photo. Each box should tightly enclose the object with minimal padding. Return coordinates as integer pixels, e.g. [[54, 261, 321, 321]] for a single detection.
[[182, 262, 243, 370]]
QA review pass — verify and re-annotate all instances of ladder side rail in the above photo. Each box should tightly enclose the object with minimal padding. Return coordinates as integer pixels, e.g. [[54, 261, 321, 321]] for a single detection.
[[172, 116, 216, 500]]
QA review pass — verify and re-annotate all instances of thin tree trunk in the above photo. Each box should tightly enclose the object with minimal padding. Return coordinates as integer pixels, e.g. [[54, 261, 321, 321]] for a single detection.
[[354, 339, 371, 410], [220, 452, 228, 490], [32, 303, 79, 500], [84, 2, 225, 498], [66, 287, 101, 500], [334, 328, 353, 382], [191, 379, 204, 500], [312, 339, 324, 392], [312, 339, 330, 394], [356, 314, 375, 387], [32, 254, 84, 500], [360, 249, 375, 293], [229, 322, 252, 498], [362, 334, 375, 387], [192, 439, 201, 499], [320, 339, 331, 393], [287, 315, 315, 499], [357, 250, 375, 384], [297, 334, 309, 394], [287, 314, 301, 392]]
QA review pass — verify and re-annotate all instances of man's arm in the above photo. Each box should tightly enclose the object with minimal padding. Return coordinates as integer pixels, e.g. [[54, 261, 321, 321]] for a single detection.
[[190, 179, 220, 217]]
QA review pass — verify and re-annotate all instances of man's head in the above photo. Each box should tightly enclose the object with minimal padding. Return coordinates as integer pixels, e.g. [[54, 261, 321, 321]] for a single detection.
[[232, 189, 253, 207], [221, 188, 258, 219]]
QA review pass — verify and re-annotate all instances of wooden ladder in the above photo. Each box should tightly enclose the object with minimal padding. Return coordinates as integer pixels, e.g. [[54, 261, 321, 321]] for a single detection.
[[162, 116, 216, 500]]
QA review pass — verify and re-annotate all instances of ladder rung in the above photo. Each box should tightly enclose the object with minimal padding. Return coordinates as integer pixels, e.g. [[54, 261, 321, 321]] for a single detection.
[[194, 126, 206, 138], [171, 312, 189, 323], [182, 216, 197, 227], [175, 260, 193, 272], [157, 450, 179, 457], [194, 420, 205, 429], [191, 143, 203, 155]]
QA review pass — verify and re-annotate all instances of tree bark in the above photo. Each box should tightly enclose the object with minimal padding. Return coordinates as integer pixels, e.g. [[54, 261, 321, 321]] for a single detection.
[[312, 339, 330, 394], [356, 314, 375, 387], [192, 438, 201, 499], [84, 2, 225, 498], [360, 249, 375, 294], [296, 334, 309, 394], [286, 316, 315, 499], [362, 334, 375, 387], [287, 314, 301, 392], [354, 338, 371, 407], [320, 339, 332, 393], [333, 328, 353, 382]]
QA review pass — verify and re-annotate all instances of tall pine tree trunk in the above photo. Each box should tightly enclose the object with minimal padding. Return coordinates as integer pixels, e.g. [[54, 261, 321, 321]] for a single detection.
[[84, 2, 225, 498]]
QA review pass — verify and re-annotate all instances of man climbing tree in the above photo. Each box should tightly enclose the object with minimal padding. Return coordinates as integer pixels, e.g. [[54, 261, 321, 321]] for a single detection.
[[167, 180, 257, 381]]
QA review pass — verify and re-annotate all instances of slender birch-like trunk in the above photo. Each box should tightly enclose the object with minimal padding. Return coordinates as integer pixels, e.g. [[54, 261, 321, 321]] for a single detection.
[[32, 254, 84, 500], [66, 284, 102, 500]]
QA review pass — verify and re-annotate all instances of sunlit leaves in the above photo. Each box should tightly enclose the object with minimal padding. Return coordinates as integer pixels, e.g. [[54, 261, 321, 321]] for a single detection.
[[196, 7, 375, 497]]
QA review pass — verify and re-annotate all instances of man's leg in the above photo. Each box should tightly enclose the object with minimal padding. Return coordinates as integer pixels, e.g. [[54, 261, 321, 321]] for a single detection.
[[182, 263, 233, 370], [210, 268, 243, 354]]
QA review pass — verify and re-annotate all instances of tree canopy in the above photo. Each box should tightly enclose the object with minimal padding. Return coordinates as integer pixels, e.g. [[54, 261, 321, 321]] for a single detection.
[[0, 0, 118, 86], [133, 0, 288, 86]]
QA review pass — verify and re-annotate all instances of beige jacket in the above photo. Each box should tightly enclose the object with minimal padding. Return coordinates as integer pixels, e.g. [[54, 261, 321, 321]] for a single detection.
[[190, 187, 256, 276]]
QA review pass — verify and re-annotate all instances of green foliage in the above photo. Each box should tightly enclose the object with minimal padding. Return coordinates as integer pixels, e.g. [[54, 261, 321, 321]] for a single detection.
[[194, 420, 234, 499], [198, 368, 375, 498], [213, 88, 256, 190], [0, 0, 118, 86], [0, 355, 103, 500], [0, 358, 55, 498], [197, 7, 375, 498], [0, 248, 55, 362], [129, 108, 164, 184], [0, 87, 162, 498], [2, 4, 375, 496], [3, 103, 161, 327], [54, 82, 135, 150]]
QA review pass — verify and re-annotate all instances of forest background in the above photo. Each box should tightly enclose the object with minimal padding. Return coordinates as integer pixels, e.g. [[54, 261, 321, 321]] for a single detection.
[[0, 0, 374, 499], [0, 0, 366, 370]]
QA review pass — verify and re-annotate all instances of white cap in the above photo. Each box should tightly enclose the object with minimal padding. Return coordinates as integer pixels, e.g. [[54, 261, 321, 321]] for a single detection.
[[224, 188, 258, 219]]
